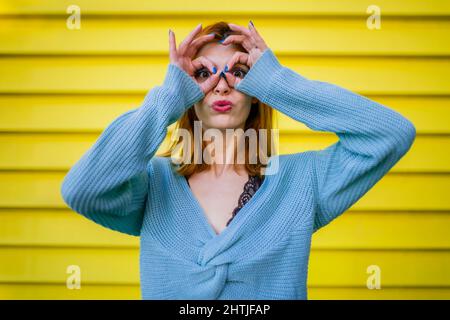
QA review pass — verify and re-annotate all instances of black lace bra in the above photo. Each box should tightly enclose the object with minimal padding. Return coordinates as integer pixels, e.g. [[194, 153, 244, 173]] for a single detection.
[[226, 174, 264, 226], [185, 174, 265, 226]]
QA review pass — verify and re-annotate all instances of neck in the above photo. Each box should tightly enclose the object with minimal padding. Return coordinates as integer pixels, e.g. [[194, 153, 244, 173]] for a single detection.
[[203, 125, 248, 177]]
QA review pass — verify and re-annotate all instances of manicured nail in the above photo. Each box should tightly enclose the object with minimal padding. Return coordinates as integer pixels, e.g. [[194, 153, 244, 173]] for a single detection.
[[224, 65, 228, 72], [249, 20, 254, 28], [168, 29, 171, 35], [212, 66, 217, 74], [219, 39, 224, 43], [220, 71, 226, 78]]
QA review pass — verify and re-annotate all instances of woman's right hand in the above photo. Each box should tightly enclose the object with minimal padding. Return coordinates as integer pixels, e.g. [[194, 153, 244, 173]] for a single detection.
[[169, 23, 221, 94]]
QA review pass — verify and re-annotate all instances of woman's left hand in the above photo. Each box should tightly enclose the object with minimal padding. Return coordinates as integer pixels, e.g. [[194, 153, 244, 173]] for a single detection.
[[222, 22, 269, 68], [221, 21, 270, 86]]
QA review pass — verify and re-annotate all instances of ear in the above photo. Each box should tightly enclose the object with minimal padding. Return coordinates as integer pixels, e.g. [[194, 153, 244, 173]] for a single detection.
[[251, 97, 258, 104]]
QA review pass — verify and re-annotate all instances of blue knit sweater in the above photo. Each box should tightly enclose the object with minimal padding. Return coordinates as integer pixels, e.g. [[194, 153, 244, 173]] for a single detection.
[[60, 48, 416, 300]]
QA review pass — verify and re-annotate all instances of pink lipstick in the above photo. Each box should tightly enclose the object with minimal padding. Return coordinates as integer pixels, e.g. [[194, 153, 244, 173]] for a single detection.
[[212, 100, 232, 112]]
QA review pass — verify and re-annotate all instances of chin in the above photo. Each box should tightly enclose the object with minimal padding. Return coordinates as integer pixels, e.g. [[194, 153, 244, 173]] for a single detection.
[[206, 124, 236, 131], [204, 118, 244, 130]]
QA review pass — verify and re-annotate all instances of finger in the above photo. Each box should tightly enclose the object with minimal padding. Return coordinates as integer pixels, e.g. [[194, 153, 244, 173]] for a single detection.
[[224, 72, 238, 88], [227, 23, 251, 37], [178, 23, 203, 55], [221, 34, 247, 45], [248, 23, 269, 51], [187, 33, 216, 56], [221, 35, 254, 53], [226, 51, 250, 71], [168, 29, 177, 63], [191, 56, 216, 75], [191, 33, 215, 48], [222, 34, 246, 45]]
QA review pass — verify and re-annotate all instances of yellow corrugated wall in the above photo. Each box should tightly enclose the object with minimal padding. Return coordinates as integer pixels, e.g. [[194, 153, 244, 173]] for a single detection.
[[0, 0, 449, 299]]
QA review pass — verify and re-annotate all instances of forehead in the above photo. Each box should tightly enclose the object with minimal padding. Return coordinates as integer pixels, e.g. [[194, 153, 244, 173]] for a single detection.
[[195, 42, 245, 66]]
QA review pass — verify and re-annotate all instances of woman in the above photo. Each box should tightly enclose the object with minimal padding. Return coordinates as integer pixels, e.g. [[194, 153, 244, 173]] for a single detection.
[[61, 21, 416, 300]]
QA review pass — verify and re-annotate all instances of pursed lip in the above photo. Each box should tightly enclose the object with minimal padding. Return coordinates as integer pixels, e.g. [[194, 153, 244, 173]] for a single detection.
[[212, 100, 232, 107]]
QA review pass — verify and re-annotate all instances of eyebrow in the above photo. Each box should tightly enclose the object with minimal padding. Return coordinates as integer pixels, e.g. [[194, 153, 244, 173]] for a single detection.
[[232, 63, 249, 69], [197, 62, 249, 71]]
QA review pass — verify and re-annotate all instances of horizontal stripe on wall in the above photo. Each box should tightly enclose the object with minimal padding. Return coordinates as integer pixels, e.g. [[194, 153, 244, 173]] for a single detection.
[[0, 96, 448, 134], [1, 284, 449, 300], [0, 134, 440, 172], [0, 210, 449, 250], [0, 172, 448, 210], [0, 18, 449, 56], [0, 0, 448, 17], [0, 247, 448, 286], [0, 56, 448, 94]]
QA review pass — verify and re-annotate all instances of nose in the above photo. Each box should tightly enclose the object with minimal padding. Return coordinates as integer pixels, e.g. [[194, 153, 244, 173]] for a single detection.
[[214, 72, 231, 94]]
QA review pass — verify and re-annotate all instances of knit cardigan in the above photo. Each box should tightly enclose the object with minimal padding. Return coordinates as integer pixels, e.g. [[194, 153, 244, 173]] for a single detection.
[[60, 48, 416, 300]]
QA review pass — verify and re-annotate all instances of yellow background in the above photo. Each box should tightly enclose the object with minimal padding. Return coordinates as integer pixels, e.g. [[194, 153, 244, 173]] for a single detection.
[[0, 0, 449, 299]]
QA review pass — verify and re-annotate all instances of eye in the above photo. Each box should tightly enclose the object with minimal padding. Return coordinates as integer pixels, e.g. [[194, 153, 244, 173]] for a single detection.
[[194, 67, 211, 80], [232, 67, 248, 78]]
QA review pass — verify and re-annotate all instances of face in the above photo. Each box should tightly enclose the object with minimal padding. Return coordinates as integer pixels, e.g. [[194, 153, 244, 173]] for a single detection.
[[192, 42, 258, 132]]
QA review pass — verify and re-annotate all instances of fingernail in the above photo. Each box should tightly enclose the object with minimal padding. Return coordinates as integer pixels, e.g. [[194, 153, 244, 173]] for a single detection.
[[212, 66, 217, 74], [219, 39, 224, 43], [168, 29, 171, 35], [224, 65, 228, 72], [249, 20, 254, 28], [220, 71, 226, 78]]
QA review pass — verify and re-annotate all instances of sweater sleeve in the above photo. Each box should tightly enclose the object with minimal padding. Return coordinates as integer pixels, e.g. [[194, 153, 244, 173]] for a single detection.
[[60, 64, 205, 236], [235, 48, 416, 232]]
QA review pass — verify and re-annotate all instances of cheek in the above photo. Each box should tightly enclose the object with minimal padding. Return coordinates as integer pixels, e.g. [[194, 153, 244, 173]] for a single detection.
[[236, 98, 253, 116], [193, 103, 208, 118], [237, 104, 252, 118]]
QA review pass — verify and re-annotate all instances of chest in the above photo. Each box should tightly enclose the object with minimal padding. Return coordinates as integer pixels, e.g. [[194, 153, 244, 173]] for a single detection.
[[186, 172, 250, 235]]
